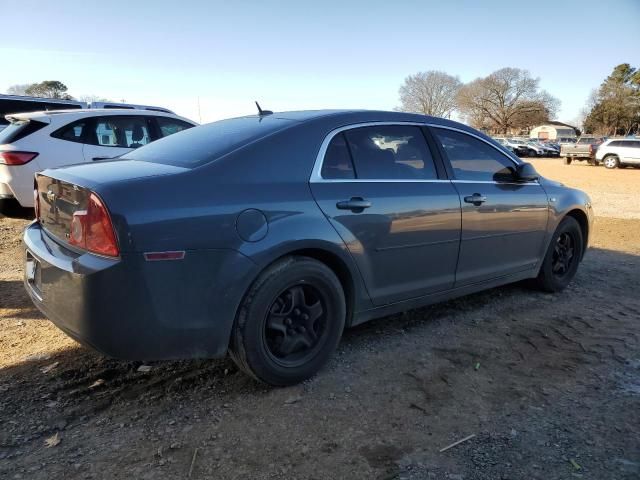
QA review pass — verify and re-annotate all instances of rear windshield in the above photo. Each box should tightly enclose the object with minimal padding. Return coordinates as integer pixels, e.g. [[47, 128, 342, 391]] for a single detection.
[[122, 115, 295, 167], [578, 138, 599, 144], [0, 120, 47, 144]]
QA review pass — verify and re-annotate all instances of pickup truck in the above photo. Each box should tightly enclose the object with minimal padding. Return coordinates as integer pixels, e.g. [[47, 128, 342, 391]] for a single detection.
[[561, 136, 606, 165]]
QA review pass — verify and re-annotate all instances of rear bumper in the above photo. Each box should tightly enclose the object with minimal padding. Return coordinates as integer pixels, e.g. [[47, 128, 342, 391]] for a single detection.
[[0, 164, 37, 207], [23, 222, 258, 360]]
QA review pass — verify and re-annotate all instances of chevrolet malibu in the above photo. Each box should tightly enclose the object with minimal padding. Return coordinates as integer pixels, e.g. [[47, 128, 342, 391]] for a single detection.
[[24, 110, 593, 386]]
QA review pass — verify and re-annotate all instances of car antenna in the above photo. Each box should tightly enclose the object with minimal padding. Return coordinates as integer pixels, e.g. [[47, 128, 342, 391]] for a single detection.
[[255, 101, 273, 116]]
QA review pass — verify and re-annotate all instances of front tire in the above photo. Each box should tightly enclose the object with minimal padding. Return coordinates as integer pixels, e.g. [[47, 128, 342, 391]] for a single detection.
[[229, 256, 346, 386], [603, 155, 619, 169], [563, 157, 572, 165], [533, 216, 584, 293]]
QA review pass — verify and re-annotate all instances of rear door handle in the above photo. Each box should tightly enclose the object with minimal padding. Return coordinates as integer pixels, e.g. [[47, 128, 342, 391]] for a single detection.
[[92, 156, 115, 161], [464, 193, 487, 206], [336, 197, 371, 212]]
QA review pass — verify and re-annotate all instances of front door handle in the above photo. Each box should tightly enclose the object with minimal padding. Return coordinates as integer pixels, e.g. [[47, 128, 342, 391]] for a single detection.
[[336, 197, 371, 212], [464, 193, 487, 206], [92, 156, 115, 161]]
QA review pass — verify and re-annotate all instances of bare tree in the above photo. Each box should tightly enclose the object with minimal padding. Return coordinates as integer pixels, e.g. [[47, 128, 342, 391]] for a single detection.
[[6, 84, 32, 96], [398, 71, 462, 118], [456, 68, 560, 133], [78, 95, 114, 103]]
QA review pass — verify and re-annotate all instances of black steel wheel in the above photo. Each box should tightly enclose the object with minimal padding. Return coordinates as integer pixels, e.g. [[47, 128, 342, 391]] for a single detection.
[[230, 256, 345, 386], [263, 284, 328, 367], [533, 216, 584, 292], [551, 232, 576, 277]]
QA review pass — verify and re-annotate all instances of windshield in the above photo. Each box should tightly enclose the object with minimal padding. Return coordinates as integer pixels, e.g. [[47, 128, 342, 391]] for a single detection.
[[122, 115, 296, 167]]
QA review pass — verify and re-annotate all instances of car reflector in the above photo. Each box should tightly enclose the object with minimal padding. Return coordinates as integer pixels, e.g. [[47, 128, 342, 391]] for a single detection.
[[143, 251, 186, 261]]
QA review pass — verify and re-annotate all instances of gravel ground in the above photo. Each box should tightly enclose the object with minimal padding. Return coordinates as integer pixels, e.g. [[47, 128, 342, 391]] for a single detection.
[[1, 159, 639, 479]]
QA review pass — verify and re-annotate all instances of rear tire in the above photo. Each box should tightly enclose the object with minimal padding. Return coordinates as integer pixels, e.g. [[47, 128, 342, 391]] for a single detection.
[[229, 256, 346, 386], [533, 216, 584, 293], [563, 157, 572, 165], [603, 155, 619, 169]]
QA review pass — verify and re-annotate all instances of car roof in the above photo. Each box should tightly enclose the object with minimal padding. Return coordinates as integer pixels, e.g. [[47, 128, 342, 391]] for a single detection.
[[227, 109, 476, 134], [6, 109, 197, 125]]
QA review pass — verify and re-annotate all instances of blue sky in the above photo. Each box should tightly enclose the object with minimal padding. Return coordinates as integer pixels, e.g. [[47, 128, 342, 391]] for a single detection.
[[1, 0, 638, 124]]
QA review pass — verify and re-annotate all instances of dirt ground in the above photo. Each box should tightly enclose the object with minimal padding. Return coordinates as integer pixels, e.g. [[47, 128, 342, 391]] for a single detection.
[[1, 159, 639, 480]]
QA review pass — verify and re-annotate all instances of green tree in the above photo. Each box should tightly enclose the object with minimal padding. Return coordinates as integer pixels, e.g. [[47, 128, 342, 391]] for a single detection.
[[584, 64, 640, 135], [24, 81, 74, 100]]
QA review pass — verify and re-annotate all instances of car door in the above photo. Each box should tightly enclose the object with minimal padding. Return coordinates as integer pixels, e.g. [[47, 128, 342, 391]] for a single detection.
[[630, 141, 640, 162], [45, 119, 88, 169], [620, 140, 640, 162], [430, 126, 549, 286], [310, 124, 461, 306], [82, 116, 154, 162]]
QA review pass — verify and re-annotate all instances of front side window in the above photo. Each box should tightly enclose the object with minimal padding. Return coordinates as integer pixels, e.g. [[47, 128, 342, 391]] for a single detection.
[[336, 125, 437, 180], [432, 128, 517, 182], [90, 116, 152, 148], [156, 117, 194, 137]]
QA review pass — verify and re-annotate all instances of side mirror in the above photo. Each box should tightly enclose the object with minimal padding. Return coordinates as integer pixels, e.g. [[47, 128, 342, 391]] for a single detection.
[[515, 162, 538, 182]]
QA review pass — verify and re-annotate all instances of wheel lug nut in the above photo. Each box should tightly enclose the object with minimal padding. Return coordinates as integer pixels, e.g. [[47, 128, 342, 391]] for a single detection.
[[298, 326, 305, 332], [285, 318, 292, 326], [302, 314, 309, 321], [294, 308, 301, 316]]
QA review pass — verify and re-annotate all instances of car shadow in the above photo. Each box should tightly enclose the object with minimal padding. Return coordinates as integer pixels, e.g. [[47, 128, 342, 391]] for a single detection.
[[0, 245, 638, 462]]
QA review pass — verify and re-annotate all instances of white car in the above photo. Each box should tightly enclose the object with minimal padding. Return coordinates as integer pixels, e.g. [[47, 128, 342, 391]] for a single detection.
[[595, 138, 640, 169], [0, 109, 196, 209]]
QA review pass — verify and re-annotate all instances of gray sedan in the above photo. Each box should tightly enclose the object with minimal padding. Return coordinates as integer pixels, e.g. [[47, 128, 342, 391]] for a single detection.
[[24, 110, 593, 385]]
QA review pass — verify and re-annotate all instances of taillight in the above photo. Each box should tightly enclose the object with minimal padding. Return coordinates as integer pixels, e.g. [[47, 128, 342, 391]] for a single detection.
[[67, 193, 119, 257], [0, 151, 39, 165]]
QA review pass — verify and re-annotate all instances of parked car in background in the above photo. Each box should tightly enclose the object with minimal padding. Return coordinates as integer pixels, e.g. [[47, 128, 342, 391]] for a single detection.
[[595, 138, 640, 169], [561, 136, 606, 165], [0, 109, 196, 211], [497, 138, 530, 156], [23, 109, 593, 386], [0, 94, 176, 131], [529, 140, 559, 157], [525, 141, 546, 157]]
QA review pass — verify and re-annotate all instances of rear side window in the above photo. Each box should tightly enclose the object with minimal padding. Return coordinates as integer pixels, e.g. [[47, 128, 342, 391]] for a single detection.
[[432, 128, 517, 182], [90, 116, 152, 148], [343, 125, 437, 180], [156, 117, 194, 137], [51, 120, 87, 143], [123, 116, 295, 167], [0, 120, 47, 144], [321, 133, 355, 179]]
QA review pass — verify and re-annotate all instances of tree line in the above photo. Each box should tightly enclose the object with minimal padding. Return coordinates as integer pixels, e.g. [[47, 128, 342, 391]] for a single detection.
[[583, 64, 640, 136], [398, 64, 639, 136], [398, 68, 558, 134], [6, 81, 111, 103]]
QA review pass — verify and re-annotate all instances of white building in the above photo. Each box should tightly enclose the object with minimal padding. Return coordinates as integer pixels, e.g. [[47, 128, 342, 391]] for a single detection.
[[530, 123, 577, 141]]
